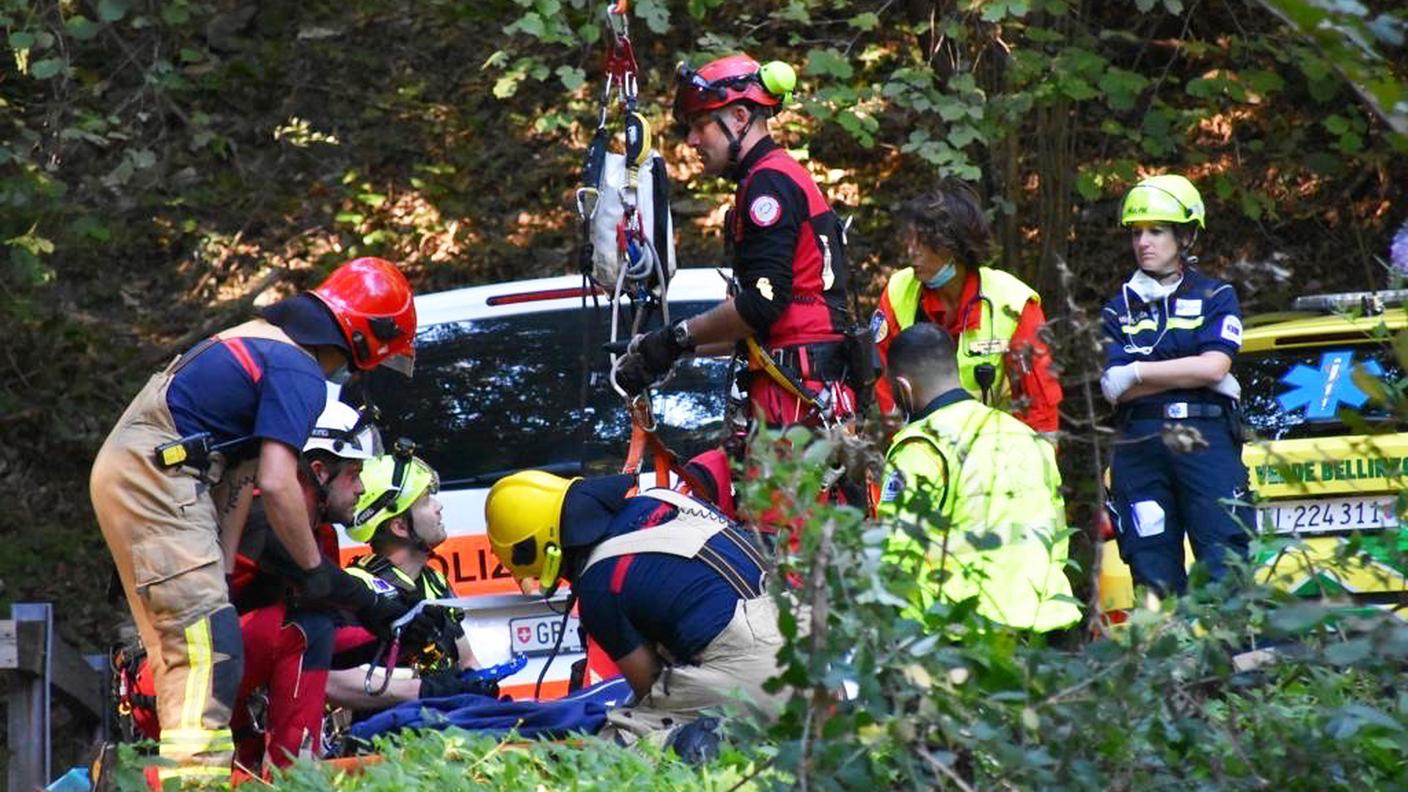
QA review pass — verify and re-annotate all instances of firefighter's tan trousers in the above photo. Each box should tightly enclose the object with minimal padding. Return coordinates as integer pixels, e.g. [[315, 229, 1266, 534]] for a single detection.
[[90, 366, 242, 786], [602, 596, 793, 744]]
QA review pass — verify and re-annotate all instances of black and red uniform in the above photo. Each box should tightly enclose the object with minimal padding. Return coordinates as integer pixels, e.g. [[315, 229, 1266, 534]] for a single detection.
[[729, 138, 856, 427], [227, 498, 344, 775]]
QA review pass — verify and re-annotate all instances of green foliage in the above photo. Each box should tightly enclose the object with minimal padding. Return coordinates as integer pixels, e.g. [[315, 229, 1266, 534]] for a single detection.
[[110, 730, 777, 791], [735, 428, 1408, 790], [3, 0, 1406, 777]]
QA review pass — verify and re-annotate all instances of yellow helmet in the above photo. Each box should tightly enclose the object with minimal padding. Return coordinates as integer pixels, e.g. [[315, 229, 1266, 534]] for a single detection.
[[1120, 174, 1205, 229], [484, 471, 579, 590]]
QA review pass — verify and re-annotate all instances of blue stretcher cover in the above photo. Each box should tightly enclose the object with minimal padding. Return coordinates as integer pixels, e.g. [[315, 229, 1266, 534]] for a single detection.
[[347, 677, 633, 744]]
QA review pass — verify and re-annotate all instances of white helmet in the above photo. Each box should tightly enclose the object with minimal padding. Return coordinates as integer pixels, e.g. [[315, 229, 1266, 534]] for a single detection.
[[303, 398, 380, 460]]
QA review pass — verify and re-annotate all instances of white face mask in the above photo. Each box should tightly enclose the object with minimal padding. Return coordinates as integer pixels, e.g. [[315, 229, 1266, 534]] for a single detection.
[[1125, 269, 1183, 304]]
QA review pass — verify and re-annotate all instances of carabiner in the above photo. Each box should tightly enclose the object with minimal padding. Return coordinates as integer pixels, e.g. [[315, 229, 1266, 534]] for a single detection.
[[629, 394, 658, 433], [575, 187, 600, 221], [362, 635, 401, 696], [606, 0, 630, 40]]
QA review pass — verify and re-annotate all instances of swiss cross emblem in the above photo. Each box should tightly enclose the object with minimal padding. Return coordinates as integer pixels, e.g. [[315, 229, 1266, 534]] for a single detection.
[[516, 626, 531, 644]]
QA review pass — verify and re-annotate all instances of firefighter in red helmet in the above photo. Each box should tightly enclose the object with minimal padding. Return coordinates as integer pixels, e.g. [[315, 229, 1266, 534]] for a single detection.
[[89, 257, 415, 786], [621, 53, 856, 430]]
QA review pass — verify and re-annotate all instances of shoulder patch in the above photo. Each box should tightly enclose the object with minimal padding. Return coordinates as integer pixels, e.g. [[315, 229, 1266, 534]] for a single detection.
[[1220, 315, 1243, 345], [370, 578, 397, 596], [880, 469, 905, 503], [870, 310, 888, 343], [749, 194, 782, 227]]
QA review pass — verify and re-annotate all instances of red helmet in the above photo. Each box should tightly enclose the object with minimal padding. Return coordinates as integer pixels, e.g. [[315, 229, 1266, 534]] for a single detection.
[[673, 54, 780, 128], [310, 257, 416, 376]]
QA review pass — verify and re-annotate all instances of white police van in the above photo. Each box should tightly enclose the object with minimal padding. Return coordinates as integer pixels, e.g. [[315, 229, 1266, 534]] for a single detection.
[[344, 268, 731, 698]]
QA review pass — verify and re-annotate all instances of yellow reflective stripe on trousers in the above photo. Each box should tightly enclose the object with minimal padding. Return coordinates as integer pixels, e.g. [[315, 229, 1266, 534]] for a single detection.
[[157, 764, 232, 781], [160, 728, 234, 753], [180, 617, 215, 731]]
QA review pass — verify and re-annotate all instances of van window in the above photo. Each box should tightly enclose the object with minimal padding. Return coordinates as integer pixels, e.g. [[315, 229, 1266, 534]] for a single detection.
[[1238, 343, 1404, 441], [362, 301, 730, 486]]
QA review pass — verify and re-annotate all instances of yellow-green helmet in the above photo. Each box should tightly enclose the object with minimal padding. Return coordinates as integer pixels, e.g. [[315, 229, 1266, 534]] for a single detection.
[[1120, 174, 1205, 229], [347, 450, 439, 543], [484, 471, 579, 590]]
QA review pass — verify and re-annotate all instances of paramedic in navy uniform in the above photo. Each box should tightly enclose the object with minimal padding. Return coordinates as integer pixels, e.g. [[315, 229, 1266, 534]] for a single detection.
[[1099, 174, 1253, 595]]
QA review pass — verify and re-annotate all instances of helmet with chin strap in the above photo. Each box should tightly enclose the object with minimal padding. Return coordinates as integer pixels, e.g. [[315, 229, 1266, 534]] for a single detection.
[[673, 54, 796, 167], [300, 390, 380, 515], [347, 441, 439, 546]]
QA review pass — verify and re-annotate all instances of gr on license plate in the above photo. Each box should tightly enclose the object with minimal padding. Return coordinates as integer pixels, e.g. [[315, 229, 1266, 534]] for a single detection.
[[1261, 496, 1398, 535], [508, 614, 583, 656]]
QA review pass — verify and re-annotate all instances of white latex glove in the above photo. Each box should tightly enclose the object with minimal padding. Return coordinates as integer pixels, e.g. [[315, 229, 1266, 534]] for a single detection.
[[1101, 362, 1142, 404], [1210, 373, 1242, 401]]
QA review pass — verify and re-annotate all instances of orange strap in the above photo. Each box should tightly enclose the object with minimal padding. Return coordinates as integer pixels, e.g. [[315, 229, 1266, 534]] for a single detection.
[[621, 398, 707, 497]]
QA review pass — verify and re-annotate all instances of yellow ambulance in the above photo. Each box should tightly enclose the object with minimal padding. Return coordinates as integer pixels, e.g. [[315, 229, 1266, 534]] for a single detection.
[[1099, 291, 1408, 615]]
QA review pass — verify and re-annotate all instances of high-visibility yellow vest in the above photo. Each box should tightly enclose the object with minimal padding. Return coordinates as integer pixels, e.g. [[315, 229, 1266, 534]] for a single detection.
[[345, 554, 454, 603], [878, 395, 1080, 632], [884, 266, 1037, 408]]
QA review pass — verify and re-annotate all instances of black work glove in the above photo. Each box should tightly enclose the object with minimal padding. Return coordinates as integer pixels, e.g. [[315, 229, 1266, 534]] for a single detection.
[[399, 605, 442, 652], [296, 559, 376, 612], [610, 324, 688, 396], [298, 560, 336, 602], [418, 671, 500, 700], [614, 352, 655, 397], [634, 325, 688, 373], [356, 595, 409, 644]]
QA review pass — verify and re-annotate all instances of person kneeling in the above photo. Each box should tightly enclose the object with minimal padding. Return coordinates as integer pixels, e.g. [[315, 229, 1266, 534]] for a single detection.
[[879, 323, 1081, 636], [485, 472, 788, 745]]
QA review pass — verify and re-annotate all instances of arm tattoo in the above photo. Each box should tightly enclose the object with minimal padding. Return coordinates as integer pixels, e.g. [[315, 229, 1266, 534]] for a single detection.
[[220, 473, 256, 519]]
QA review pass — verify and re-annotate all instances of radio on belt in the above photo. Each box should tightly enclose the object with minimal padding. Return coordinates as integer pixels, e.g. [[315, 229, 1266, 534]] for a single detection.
[[154, 432, 214, 469]]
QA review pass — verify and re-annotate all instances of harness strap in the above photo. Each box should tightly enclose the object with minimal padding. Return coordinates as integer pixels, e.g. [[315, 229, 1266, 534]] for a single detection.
[[353, 555, 418, 595], [581, 490, 765, 599], [745, 336, 820, 406], [223, 338, 262, 383], [622, 399, 710, 496], [166, 335, 221, 377], [696, 542, 762, 599]]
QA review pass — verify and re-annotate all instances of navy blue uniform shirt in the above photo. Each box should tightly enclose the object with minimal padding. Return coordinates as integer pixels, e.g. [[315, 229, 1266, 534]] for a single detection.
[[166, 337, 328, 450], [1101, 267, 1243, 408], [565, 476, 763, 664]]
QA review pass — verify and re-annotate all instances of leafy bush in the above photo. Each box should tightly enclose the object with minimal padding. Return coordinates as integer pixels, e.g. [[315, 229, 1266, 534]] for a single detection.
[[110, 729, 777, 791], [736, 425, 1408, 791]]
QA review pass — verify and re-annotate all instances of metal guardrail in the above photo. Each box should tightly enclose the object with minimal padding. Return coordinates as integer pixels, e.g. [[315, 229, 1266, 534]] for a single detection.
[[1, 603, 106, 792]]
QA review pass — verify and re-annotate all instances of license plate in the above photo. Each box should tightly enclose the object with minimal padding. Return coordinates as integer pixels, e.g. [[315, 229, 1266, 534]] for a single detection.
[[1260, 496, 1398, 535], [508, 614, 583, 656]]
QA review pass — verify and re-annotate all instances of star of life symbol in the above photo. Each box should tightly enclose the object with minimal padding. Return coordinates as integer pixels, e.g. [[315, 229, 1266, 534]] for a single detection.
[[1276, 349, 1383, 420]]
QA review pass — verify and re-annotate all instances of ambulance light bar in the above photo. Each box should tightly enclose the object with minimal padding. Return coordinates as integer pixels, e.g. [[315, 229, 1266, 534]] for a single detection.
[[1290, 289, 1408, 316]]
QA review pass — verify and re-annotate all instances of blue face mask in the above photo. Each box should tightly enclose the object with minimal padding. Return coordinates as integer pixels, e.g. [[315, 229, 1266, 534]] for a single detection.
[[924, 262, 958, 289]]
